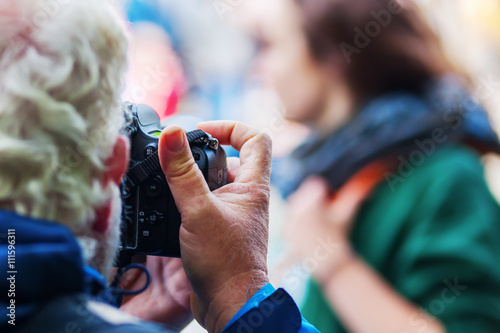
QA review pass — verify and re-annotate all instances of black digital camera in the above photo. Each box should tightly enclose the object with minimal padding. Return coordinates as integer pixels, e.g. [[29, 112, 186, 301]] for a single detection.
[[118, 103, 227, 263]]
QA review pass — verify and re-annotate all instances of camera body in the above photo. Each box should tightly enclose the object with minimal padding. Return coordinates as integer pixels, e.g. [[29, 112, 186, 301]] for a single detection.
[[119, 103, 227, 261]]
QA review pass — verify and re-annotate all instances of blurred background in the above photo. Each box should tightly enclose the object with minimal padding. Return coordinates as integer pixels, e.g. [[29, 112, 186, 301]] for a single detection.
[[114, 0, 500, 331]]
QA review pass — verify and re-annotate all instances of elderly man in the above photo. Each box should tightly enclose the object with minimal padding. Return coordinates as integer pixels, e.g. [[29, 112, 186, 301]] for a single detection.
[[0, 0, 319, 332]]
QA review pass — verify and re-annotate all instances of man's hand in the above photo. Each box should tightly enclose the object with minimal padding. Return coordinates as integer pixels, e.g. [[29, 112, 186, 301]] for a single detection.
[[158, 121, 272, 333], [119, 257, 193, 330]]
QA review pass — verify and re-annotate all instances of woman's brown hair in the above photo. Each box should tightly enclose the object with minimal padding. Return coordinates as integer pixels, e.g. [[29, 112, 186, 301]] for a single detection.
[[295, 0, 455, 103]]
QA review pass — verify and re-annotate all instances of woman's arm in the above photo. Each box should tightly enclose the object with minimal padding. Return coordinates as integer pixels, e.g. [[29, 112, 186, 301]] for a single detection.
[[319, 256, 444, 333]]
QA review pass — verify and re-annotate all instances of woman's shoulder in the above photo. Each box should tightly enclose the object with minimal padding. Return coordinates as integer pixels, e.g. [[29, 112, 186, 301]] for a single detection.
[[354, 144, 499, 253], [369, 144, 500, 224], [353, 144, 500, 270], [381, 144, 487, 196]]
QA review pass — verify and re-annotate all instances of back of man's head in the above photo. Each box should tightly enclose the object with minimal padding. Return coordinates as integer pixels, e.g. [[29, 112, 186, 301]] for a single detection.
[[0, 0, 128, 233]]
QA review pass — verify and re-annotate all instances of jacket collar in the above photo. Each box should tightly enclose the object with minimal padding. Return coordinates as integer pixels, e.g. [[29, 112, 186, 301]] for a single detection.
[[0, 210, 113, 329]]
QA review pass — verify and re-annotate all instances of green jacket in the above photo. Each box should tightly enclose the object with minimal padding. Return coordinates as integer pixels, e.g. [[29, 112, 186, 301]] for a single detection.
[[301, 145, 500, 332]]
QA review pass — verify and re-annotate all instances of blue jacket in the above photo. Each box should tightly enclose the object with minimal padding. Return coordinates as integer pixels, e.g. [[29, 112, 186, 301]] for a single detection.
[[0, 210, 319, 332]]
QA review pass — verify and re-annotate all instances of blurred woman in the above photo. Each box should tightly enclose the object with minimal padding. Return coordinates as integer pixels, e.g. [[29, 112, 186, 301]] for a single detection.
[[252, 0, 500, 332]]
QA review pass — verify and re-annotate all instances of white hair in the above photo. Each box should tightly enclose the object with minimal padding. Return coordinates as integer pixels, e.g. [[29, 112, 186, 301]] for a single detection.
[[0, 0, 128, 234]]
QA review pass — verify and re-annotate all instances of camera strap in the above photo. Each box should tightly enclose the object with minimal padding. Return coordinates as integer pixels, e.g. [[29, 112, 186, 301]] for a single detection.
[[121, 129, 218, 197]]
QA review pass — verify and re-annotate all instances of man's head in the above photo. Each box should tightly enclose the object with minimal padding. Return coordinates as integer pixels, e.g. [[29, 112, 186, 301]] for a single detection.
[[0, 0, 129, 277]]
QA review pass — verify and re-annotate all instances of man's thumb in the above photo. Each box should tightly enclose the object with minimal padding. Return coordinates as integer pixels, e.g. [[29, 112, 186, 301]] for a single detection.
[[158, 126, 210, 207]]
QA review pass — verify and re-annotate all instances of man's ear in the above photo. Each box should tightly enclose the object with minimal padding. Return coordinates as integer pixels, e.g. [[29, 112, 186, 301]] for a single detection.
[[92, 135, 129, 233], [103, 135, 130, 186]]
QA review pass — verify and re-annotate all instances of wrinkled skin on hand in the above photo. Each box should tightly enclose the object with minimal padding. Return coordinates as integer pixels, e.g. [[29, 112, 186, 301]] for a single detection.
[[157, 121, 273, 333]]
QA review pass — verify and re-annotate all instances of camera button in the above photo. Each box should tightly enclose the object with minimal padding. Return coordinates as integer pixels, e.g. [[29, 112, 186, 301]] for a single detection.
[[218, 169, 223, 184], [145, 178, 163, 197], [146, 210, 164, 224], [142, 230, 150, 237], [144, 143, 158, 157]]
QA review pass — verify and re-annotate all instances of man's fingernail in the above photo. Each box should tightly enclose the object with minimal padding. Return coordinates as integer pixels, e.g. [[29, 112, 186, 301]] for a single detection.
[[165, 128, 185, 152]]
